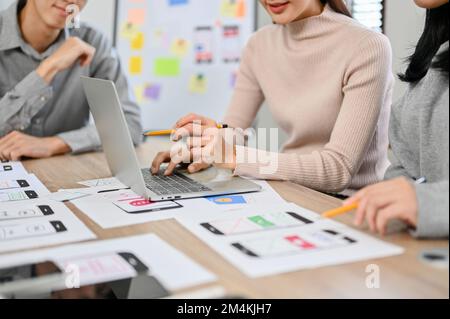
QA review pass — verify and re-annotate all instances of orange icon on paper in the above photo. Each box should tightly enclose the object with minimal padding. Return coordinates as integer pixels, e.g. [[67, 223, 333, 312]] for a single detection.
[[215, 197, 234, 203]]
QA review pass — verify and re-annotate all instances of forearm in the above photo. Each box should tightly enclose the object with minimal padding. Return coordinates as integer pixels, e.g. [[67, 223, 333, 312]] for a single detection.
[[58, 124, 101, 154], [0, 72, 52, 135], [234, 146, 354, 192], [36, 59, 59, 84]]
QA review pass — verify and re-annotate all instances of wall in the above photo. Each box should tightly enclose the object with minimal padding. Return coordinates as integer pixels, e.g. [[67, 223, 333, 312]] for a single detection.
[[0, 0, 426, 147], [384, 0, 425, 100]]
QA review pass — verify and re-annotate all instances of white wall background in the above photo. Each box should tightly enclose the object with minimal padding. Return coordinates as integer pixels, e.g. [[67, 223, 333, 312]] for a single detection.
[[0, 0, 425, 146], [385, 0, 425, 100]]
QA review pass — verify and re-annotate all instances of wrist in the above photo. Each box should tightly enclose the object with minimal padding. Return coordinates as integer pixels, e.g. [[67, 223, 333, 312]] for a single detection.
[[36, 60, 58, 84], [47, 136, 71, 156], [215, 145, 237, 171]]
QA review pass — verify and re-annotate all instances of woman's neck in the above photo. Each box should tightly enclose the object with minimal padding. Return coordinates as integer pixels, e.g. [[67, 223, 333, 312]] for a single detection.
[[19, 2, 60, 53], [293, 1, 325, 22]]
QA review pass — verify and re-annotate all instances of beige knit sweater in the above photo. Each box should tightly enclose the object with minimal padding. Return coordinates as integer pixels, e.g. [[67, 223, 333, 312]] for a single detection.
[[224, 5, 394, 194]]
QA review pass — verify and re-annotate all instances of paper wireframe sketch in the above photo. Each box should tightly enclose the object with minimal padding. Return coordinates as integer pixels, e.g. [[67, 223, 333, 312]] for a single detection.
[[176, 203, 404, 278]]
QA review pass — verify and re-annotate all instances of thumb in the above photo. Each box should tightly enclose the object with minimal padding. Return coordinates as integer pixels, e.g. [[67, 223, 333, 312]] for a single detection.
[[188, 162, 209, 174]]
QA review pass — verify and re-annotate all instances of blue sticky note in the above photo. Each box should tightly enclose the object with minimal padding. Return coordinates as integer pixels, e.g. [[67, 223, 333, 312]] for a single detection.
[[169, 0, 189, 6], [207, 195, 247, 205]]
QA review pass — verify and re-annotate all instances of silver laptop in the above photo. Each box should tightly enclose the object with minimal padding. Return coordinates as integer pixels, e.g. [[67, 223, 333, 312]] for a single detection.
[[81, 77, 261, 201]]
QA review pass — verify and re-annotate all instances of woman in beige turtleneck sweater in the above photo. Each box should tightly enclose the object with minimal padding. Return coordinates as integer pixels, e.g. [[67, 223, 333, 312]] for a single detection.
[[152, 0, 394, 195]]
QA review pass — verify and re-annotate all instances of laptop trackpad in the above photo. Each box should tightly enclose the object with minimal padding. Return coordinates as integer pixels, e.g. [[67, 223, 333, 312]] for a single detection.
[[179, 166, 234, 184]]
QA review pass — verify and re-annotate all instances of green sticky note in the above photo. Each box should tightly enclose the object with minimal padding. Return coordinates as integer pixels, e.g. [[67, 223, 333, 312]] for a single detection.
[[154, 58, 180, 77], [248, 216, 275, 228]]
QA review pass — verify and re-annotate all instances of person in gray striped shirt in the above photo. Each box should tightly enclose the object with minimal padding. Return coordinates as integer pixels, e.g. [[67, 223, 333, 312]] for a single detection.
[[0, 0, 142, 160]]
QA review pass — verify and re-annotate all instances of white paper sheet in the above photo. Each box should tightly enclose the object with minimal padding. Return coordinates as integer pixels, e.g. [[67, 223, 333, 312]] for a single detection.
[[46, 191, 91, 203], [176, 203, 404, 278], [71, 181, 286, 229], [77, 177, 127, 189], [0, 234, 216, 291], [0, 174, 50, 203], [0, 161, 27, 174], [59, 185, 130, 195], [185, 181, 287, 217], [71, 191, 208, 229], [0, 199, 96, 254], [203, 180, 286, 211], [101, 189, 182, 213]]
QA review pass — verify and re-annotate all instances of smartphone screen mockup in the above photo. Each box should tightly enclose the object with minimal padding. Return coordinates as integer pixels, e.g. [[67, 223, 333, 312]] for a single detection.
[[0, 205, 55, 221], [58, 252, 149, 286], [194, 26, 214, 64], [201, 211, 314, 236], [0, 190, 38, 202], [0, 165, 13, 172], [0, 220, 67, 241], [0, 180, 30, 190], [232, 229, 357, 258]]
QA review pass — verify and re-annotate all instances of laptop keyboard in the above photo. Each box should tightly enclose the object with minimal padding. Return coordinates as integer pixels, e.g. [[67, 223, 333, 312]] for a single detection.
[[141, 169, 212, 196]]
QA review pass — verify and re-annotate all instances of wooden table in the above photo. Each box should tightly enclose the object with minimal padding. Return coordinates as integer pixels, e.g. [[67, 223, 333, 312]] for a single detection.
[[13, 141, 449, 298]]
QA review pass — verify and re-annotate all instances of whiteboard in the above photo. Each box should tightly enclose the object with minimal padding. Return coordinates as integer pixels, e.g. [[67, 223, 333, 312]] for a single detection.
[[115, 0, 257, 130]]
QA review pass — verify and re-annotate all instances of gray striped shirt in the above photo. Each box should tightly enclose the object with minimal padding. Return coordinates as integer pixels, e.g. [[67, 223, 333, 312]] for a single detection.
[[0, 1, 142, 153]]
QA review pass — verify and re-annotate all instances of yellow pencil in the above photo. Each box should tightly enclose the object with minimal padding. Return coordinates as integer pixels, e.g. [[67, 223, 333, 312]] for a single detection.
[[143, 129, 175, 137], [143, 124, 228, 137], [321, 202, 358, 219]]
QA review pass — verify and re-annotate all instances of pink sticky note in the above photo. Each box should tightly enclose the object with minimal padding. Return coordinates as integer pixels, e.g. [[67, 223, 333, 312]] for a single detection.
[[128, 8, 146, 25]]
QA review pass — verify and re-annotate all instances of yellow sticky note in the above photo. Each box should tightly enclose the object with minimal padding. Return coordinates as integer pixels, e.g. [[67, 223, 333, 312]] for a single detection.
[[129, 56, 143, 75], [134, 85, 144, 104], [220, 0, 237, 18], [170, 38, 190, 58], [120, 22, 139, 39], [189, 74, 207, 94], [131, 32, 145, 50]]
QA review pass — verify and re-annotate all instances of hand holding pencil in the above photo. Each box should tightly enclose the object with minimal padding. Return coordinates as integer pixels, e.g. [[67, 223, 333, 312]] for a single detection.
[[322, 202, 359, 219], [144, 113, 227, 140], [144, 123, 227, 137], [322, 177, 425, 236]]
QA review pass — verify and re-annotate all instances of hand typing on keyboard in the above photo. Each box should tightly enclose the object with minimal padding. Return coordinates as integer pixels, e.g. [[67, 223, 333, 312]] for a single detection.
[[150, 114, 237, 176], [141, 169, 211, 195]]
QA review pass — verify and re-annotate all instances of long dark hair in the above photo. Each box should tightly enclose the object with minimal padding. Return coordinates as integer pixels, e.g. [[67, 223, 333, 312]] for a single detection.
[[400, 3, 449, 83], [321, 0, 352, 18]]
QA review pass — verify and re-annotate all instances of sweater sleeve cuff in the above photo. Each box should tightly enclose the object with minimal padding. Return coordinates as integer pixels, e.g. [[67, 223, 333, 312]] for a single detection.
[[234, 146, 283, 179], [410, 184, 449, 238], [57, 125, 101, 154]]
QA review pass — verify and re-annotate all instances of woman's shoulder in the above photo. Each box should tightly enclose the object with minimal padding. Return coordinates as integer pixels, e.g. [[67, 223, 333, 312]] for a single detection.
[[248, 11, 391, 52], [332, 14, 390, 51]]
